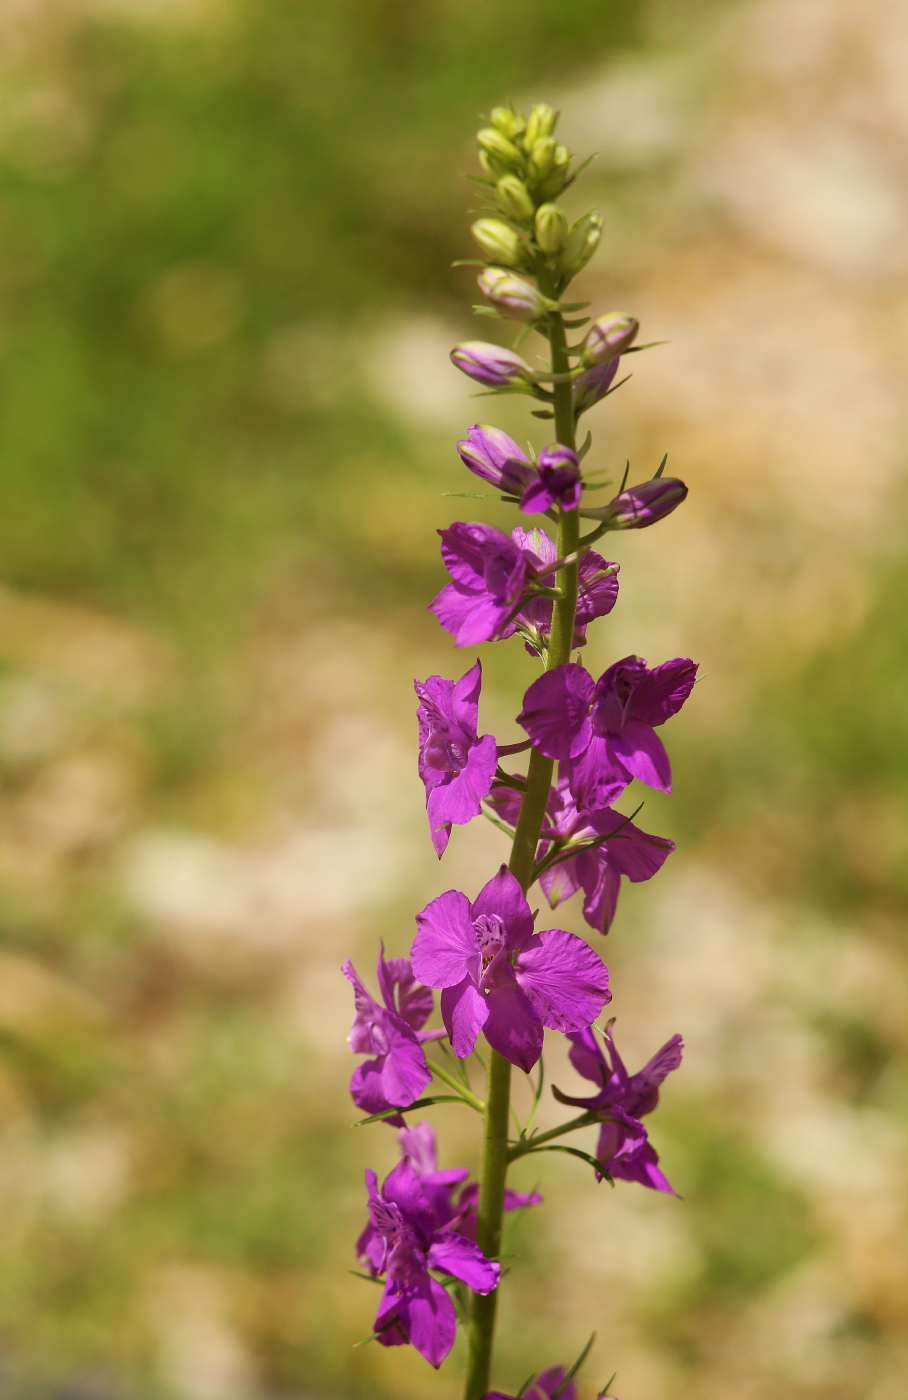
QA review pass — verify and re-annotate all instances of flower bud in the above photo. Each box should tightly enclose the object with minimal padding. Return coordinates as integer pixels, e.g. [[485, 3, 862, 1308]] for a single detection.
[[479, 149, 509, 179], [583, 477, 688, 529], [536, 146, 571, 201], [572, 358, 619, 414], [581, 312, 639, 366], [524, 104, 557, 148], [450, 341, 534, 389], [495, 175, 535, 223], [478, 268, 548, 322], [477, 127, 522, 170], [535, 203, 568, 255], [490, 107, 526, 140], [471, 218, 528, 268], [529, 136, 557, 180], [559, 211, 603, 279]]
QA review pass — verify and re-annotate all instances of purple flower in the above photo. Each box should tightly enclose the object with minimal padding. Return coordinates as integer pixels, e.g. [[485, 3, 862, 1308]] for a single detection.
[[416, 661, 498, 857], [553, 1024, 683, 1193], [450, 342, 534, 389], [457, 424, 536, 496], [484, 1366, 578, 1400], [488, 775, 674, 934], [411, 865, 611, 1073], [518, 655, 698, 807], [429, 522, 541, 646], [356, 1159, 500, 1367], [582, 477, 687, 530], [580, 311, 639, 366], [573, 357, 619, 414], [520, 445, 582, 514], [512, 527, 618, 654], [343, 946, 434, 1120], [398, 1121, 541, 1236]]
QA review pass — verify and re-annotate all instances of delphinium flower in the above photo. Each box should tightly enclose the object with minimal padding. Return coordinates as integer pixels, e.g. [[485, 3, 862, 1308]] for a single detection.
[[356, 1158, 500, 1366], [553, 1024, 683, 1192], [457, 425, 536, 497], [343, 947, 436, 1119], [519, 445, 582, 514], [488, 774, 674, 934], [397, 1121, 542, 1237], [411, 865, 610, 1072], [518, 655, 698, 807], [509, 526, 618, 654], [416, 661, 498, 857]]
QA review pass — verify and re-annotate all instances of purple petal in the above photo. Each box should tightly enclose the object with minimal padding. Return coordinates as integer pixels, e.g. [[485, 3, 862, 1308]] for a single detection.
[[482, 962, 544, 1072], [518, 664, 595, 759], [356, 1220, 385, 1275], [457, 425, 529, 490], [576, 852, 622, 934], [430, 735, 498, 827], [451, 658, 483, 731], [608, 719, 672, 792], [627, 1033, 684, 1115], [379, 1032, 432, 1110], [534, 1367, 576, 1400], [441, 976, 488, 1058], [629, 657, 698, 727], [516, 928, 611, 1033], [381, 1159, 437, 1241], [539, 853, 583, 911], [395, 1275, 458, 1367], [377, 945, 434, 1030], [566, 1026, 608, 1087], [562, 735, 630, 809], [576, 552, 619, 624], [428, 1232, 500, 1294], [470, 864, 535, 951], [519, 479, 555, 515], [398, 1121, 437, 1175], [412, 890, 479, 989], [342, 959, 381, 1054], [511, 524, 556, 566], [429, 581, 518, 647], [606, 1133, 676, 1195], [374, 1282, 409, 1348], [425, 788, 451, 857]]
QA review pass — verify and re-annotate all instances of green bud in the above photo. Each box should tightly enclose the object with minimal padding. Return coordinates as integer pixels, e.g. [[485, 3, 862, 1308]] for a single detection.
[[534, 203, 568, 254], [495, 175, 535, 223], [559, 211, 603, 279], [536, 145, 571, 200], [471, 217, 528, 268], [529, 136, 557, 180], [490, 107, 526, 141], [479, 149, 510, 180], [524, 104, 557, 148], [477, 127, 522, 169]]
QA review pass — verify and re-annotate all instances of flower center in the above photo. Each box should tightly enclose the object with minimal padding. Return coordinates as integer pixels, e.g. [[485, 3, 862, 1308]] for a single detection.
[[473, 913, 506, 967], [424, 730, 468, 773]]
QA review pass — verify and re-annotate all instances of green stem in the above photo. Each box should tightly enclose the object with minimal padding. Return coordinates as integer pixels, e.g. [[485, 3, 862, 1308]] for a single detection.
[[463, 271, 579, 1400], [428, 1059, 485, 1113]]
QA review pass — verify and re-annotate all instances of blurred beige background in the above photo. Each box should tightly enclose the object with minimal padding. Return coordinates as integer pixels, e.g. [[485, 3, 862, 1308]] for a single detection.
[[0, 1, 906, 1398]]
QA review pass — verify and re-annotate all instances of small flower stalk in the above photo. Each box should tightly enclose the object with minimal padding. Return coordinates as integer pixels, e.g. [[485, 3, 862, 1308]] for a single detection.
[[343, 103, 692, 1400]]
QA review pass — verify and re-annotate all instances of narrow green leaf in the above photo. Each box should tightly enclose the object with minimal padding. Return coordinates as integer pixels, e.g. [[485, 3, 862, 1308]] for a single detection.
[[353, 1094, 472, 1126]]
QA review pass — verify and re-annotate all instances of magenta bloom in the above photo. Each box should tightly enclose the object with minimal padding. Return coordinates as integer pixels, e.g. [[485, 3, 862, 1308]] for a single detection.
[[457, 424, 536, 497], [357, 1159, 500, 1367], [488, 775, 674, 934], [411, 865, 610, 1073], [343, 946, 434, 1120], [518, 655, 698, 807], [582, 476, 687, 530], [520, 445, 582, 514], [485, 1366, 578, 1400], [450, 341, 533, 389], [416, 661, 498, 857], [573, 356, 619, 414], [429, 522, 542, 646], [512, 527, 618, 654], [554, 1024, 683, 1193], [398, 1121, 541, 1237]]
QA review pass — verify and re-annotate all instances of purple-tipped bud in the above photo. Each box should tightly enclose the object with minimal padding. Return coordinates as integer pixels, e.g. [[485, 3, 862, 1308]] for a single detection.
[[471, 218, 529, 269], [450, 341, 534, 389], [559, 210, 603, 279], [572, 357, 620, 414], [478, 268, 548, 323], [535, 203, 568, 255], [583, 477, 688, 529], [457, 425, 535, 495], [520, 444, 582, 514], [581, 312, 639, 367], [496, 175, 535, 222]]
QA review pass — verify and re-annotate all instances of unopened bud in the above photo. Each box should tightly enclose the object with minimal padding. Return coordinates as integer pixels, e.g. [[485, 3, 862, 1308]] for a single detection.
[[581, 313, 639, 366], [479, 149, 508, 179], [559, 211, 603, 278], [471, 218, 529, 268], [496, 175, 535, 223], [478, 268, 548, 322], [490, 107, 526, 140], [535, 203, 568, 254], [524, 104, 557, 148], [477, 127, 522, 169], [583, 477, 688, 529], [572, 358, 619, 414], [537, 145, 571, 201], [450, 341, 534, 389], [529, 136, 557, 180]]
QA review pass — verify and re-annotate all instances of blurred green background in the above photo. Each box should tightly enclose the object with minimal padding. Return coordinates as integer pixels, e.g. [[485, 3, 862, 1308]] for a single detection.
[[1, 1, 907, 1397]]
